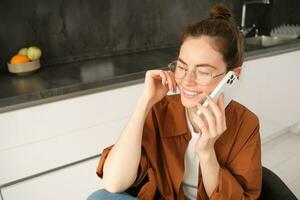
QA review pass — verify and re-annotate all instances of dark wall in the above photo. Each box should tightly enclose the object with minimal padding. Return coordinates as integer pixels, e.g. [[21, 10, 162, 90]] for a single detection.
[[246, 0, 300, 36], [270, 0, 300, 27], [1, 0, 299, 73]]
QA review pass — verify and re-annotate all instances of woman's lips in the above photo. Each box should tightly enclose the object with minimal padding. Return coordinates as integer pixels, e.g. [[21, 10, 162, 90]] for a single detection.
[[182, 88, 202, 99]]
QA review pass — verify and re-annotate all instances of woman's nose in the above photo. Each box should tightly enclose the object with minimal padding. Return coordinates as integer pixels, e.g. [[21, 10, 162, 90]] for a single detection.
[[182, 70, 197, 85]]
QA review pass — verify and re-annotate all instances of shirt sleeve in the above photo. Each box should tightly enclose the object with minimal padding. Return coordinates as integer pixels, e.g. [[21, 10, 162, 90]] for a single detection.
[[96, 145, 150, 187], [210, 121, 262, 200], [95, 107, 158, 187]]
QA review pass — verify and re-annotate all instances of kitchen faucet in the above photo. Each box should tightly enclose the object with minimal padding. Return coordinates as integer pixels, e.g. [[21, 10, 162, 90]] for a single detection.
[[240, 0, 270, 37]]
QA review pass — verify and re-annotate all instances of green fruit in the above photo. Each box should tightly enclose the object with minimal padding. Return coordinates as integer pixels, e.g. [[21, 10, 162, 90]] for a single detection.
[[18, 48, 28, 56], [27, 46, 42, 61]]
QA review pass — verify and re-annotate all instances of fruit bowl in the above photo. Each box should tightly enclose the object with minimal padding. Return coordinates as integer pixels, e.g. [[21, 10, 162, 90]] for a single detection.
[[7, 59, 40, 76]]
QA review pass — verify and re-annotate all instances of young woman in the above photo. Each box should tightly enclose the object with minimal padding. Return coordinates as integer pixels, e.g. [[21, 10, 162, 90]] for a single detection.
[[88, 4, 262, 200]]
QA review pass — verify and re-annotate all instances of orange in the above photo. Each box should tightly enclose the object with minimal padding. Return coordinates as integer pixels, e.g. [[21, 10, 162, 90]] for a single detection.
[[10, 54, 30, 64]]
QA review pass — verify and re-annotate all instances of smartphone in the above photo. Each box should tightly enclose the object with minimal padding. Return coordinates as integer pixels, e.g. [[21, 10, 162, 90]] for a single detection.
[[196, 71, 239, 116]]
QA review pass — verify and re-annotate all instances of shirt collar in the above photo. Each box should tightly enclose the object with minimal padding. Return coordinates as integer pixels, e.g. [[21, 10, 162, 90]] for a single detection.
[[161, 95, 189, 138], [160, 95, 234, 145]]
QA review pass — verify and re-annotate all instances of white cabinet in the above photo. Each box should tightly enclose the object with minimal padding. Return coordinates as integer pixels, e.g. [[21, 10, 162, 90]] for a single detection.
[[1, 158, 102, 200], [0, 83, 144, 186], [234, 50, 300, 141]]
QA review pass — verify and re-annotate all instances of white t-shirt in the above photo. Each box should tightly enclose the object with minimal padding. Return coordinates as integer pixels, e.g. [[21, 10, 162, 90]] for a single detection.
[[182, 109, 201, 200]]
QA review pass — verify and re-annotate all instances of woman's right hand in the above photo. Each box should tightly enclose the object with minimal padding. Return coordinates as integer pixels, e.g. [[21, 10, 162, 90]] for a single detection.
[[141, 70, 177, 107]]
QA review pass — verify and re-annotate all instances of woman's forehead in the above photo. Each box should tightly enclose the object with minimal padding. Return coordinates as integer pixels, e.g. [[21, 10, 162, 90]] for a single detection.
[[179, 36, 226, 70]]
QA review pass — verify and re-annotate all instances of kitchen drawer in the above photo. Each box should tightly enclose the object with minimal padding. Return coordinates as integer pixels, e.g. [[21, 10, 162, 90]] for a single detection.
[[0, 117, 126, 186], [1, 158, 103, 200]]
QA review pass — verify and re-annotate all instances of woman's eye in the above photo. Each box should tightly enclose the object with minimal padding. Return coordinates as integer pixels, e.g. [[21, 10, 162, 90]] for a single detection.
[[197, 70, 210, 76]]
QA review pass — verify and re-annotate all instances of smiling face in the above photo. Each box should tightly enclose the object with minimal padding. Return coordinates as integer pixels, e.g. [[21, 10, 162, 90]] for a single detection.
[[177, 36, 227, 109]]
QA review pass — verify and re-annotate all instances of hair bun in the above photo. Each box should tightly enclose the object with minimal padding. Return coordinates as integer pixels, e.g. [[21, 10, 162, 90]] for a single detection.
[[209, 5, 232, 20]]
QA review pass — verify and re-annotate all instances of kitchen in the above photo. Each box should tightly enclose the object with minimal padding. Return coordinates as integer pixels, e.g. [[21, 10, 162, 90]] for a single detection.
[[0, 0, 300, 199]]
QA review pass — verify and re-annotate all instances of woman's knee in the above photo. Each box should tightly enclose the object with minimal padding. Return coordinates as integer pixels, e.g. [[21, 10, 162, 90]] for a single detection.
[[87, 189, 137, 200]]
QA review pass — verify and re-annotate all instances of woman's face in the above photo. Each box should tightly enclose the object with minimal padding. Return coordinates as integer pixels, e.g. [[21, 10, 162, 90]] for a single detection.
[[177, 36, 227, 109]]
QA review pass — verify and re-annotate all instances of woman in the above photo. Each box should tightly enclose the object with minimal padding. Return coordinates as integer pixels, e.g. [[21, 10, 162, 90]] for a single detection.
[[88, 4, 262, 200]]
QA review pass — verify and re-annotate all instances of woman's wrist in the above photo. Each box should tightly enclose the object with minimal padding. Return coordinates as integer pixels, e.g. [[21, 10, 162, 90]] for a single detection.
[[137, 95, 153, 115], [197, 148, 216, 161]]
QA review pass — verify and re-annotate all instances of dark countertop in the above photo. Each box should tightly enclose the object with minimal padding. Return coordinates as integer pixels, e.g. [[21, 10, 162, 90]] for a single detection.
[[1, 40, 300, 113]]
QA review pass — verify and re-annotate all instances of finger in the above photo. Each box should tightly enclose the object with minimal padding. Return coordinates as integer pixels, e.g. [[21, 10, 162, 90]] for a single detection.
[[206, 95, 224, 134], [166, 71, 177, 92], [167, 70, 177, 89], [217, 93, 225, 115], [193, 115, 209, 138], [163, 71, 174, 91], [197, 103, 217, 137], [217, 93, 227, 129], [159, 70, 168, 87]]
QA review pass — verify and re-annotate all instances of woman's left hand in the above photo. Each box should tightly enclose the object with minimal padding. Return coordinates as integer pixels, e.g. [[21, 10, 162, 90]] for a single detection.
[[194, 93, 227, 157]]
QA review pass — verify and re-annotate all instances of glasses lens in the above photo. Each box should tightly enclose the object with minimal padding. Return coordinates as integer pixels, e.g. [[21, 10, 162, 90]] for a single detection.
[[169, 61, 186, 79], [195, 69, 212, 85], [174, 61, 186, 79]]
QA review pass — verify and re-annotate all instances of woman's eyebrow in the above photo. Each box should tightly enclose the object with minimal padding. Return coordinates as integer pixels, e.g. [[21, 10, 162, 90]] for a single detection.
[[196, 64, 216, 69], [178, 57, 216, 69]]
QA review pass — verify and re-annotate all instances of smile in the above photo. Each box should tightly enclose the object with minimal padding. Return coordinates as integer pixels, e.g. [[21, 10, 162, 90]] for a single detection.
[[182, 88, 202, 97]]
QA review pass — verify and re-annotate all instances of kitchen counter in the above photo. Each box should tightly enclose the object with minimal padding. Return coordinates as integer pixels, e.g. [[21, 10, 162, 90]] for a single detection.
[[1, 39, 300, 113]]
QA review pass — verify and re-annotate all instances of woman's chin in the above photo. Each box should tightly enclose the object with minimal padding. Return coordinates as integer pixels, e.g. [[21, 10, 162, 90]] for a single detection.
[[180, 93, 204, 109]]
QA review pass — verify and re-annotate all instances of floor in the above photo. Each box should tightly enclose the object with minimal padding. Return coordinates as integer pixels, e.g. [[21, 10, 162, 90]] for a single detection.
[[262, 131, 300, 198]]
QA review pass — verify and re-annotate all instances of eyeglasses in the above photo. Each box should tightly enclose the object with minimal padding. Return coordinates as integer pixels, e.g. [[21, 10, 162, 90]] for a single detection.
[[168, 60, 226, 85]]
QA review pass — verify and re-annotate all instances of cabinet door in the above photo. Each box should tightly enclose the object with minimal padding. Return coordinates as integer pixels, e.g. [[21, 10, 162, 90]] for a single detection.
[[234, 50, 300, 141], [1, 158, 103, 200]]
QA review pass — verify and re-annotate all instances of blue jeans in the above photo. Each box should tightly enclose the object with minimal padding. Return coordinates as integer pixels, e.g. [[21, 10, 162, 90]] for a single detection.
[[87, 189, 137, 200]]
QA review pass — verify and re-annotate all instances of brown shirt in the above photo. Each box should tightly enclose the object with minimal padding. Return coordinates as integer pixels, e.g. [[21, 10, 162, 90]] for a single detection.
[[96, 94, 262, 200]]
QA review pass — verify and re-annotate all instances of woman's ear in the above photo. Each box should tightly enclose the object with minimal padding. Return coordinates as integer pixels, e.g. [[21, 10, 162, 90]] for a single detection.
[[233, 67, 242, 77]]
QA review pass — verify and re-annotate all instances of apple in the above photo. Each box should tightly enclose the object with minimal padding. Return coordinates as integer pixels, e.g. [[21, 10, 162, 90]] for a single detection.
[[18, 48, 28, 56], [27, 46, 42, 61]]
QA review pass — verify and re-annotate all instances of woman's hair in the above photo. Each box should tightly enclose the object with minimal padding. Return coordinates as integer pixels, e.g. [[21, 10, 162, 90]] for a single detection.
[[181, 4, 244, 71]]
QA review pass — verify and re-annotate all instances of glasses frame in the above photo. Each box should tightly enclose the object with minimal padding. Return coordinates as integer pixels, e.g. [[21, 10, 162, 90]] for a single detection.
[[168, 60, 226, 86]]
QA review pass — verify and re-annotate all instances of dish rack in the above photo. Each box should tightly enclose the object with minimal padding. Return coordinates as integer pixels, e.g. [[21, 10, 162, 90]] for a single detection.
[[270, 24, 300, 39]]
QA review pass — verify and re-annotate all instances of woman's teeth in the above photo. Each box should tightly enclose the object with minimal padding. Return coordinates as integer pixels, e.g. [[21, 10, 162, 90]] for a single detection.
[[183, 89, 201, 96]]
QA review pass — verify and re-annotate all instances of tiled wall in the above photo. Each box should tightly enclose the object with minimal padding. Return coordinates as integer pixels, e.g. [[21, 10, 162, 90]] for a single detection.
[[0, 0, 299, 73]]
